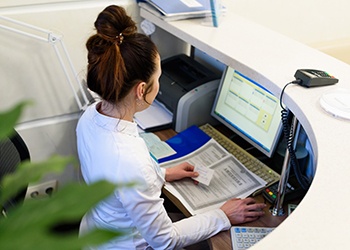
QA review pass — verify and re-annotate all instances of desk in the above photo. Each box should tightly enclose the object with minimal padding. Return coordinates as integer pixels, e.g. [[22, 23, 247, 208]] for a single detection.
[[143, 1, 350, 249], [209, 195, 288, 250], [154, 128, 289, 250]]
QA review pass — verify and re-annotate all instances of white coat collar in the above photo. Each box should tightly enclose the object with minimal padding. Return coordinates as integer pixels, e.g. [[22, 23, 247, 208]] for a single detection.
[[91, 102, 139, 137]]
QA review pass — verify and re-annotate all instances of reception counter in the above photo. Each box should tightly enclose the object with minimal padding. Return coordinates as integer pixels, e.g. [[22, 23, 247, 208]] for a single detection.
[[140, 1, 350, 249]]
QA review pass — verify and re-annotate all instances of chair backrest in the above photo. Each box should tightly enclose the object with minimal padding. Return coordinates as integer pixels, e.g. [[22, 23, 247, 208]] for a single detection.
[[0, 129, 30, 215]]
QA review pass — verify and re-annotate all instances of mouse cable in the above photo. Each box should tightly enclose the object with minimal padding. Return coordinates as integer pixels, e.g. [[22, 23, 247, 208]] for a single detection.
[[280, 80, 310, 190]]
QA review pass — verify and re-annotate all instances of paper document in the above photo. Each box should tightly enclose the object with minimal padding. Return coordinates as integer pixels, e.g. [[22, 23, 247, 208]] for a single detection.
[[192, 165, 215, 186], [160, 139, 266, 215], [139, 2, 210, 22], [145, 0, 212, 16], [139, 1, 226, 22], [134, 99, 172, 131], [140, 132, 176, 159]]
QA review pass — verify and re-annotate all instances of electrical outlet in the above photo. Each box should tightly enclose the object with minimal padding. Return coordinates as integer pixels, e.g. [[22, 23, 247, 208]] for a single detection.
[[25, 180, 58, 200]]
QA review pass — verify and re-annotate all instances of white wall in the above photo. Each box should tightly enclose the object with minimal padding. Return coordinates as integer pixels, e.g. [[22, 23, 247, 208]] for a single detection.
[[0, 0, 139, 185], [230, 0, 350, 44], [230, 0, 350, 64]]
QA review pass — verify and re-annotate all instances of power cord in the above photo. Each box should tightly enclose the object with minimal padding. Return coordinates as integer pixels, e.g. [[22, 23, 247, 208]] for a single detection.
[[280, 80, 310, 190]]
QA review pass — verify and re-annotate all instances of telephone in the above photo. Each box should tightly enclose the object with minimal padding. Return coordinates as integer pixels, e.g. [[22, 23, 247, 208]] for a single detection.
[[262, 175, 307, 204], [294, 69, 338, 87]]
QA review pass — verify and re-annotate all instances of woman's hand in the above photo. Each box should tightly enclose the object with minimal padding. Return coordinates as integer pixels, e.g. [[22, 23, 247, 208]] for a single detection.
[[165, 162, 199, 182], [220, 197, 266, 225]]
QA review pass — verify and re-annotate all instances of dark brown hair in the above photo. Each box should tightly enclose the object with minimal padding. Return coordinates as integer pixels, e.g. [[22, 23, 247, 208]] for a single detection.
[[86, 5, 159, 104]]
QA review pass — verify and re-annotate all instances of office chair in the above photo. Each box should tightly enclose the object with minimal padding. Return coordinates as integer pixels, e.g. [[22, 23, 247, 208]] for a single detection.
[[0, 129, 30, 216]]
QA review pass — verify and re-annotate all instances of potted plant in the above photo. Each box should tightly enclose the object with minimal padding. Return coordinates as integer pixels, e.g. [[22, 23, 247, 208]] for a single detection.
[[0, 102, 126, 249]]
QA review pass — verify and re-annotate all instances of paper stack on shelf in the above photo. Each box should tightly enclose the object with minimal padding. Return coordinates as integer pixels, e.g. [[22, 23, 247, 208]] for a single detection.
[[139, 0, 224, 22]]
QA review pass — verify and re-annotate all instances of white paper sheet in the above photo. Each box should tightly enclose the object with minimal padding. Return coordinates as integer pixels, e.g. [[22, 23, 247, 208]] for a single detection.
[[134, 99, 172, 130], [160, 139, 266, 215], [139, 132, 176, 159]]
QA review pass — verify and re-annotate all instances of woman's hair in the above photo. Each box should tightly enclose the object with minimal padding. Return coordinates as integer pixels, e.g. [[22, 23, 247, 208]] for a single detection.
[[86, 5, 159, 104]]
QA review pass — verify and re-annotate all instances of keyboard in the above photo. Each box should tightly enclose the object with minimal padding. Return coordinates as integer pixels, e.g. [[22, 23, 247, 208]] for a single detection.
[[230, 226, 275, 250], [199, 124, 280, 195]]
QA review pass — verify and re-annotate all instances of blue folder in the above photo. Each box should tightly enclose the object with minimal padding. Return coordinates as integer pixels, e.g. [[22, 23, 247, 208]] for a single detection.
[[158, 125, 211, 163]]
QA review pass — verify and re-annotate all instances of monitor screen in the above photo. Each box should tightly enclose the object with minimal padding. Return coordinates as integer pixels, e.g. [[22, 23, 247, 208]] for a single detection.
[[211, 66, 282, 158]]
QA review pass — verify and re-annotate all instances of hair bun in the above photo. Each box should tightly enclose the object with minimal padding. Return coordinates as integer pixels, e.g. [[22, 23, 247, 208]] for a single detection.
[[94, 5, 137, 44]]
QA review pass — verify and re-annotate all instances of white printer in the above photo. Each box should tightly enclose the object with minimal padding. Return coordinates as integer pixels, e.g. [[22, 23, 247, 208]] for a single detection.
[[156, 54, 220, 132]]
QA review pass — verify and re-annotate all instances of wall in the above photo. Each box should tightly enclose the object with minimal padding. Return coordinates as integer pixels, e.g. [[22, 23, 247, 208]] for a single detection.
[[230, 0, 350, 44], [229, 0, 350, 64], [0, 0, 139, 185]]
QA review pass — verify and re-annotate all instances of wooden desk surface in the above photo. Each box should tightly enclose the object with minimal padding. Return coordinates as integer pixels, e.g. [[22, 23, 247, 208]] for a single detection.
[[209, 195, 289, 250], [154, 128, 289, 250]]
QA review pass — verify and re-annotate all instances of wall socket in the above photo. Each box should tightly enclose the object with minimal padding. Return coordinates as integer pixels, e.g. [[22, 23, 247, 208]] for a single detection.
[[25, 180, 58, 200]]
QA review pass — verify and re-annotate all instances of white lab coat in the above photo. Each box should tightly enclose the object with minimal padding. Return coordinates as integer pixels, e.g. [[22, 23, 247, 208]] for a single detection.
[[76, 102, 230, 249]]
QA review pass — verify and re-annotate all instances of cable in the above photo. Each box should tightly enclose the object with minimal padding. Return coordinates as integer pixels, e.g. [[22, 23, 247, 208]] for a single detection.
[[280, 80, 310, 190], [279, 79, 301, 110]]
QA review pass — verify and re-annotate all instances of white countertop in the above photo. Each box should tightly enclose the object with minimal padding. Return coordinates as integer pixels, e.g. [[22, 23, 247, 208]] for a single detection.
[[140, 1, 350, 249]]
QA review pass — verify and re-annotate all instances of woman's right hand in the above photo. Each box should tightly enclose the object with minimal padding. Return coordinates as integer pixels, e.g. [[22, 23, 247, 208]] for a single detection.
[[220, 197, 266, 225], [165, 162, 198, 182]]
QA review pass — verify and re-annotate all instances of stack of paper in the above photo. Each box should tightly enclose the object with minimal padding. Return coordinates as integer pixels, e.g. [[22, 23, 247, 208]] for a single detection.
[[139, 0, 223, 22], [134, 99, 173, 131]]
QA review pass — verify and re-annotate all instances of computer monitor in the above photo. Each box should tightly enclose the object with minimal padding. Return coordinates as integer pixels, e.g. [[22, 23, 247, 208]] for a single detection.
[[211, 66, 283, 158]]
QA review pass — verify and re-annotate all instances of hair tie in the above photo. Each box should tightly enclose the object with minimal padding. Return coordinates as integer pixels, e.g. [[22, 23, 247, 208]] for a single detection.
[[116, 33, 124, 45]]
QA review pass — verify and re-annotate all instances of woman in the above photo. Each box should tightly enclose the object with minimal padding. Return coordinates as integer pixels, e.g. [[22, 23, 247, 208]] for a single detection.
[[77, 5, 266, 249]]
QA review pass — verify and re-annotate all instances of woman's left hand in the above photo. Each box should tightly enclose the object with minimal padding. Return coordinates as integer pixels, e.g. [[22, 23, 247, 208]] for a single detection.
[[165, 162, 199, 182]]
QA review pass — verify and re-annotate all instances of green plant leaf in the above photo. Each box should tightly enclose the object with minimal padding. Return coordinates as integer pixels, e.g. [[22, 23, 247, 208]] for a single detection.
[[0, 155, 76, 206], [0, 101, 32, 140], [0, 101, 132, 249], [0, 180, 126, 250]]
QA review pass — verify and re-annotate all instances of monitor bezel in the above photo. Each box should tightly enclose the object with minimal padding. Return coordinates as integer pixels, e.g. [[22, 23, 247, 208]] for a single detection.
[[211, 66, 283, 158]]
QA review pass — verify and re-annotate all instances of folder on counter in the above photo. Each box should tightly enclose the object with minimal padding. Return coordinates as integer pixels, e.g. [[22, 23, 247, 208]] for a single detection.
[[158, 125, 211, 163]]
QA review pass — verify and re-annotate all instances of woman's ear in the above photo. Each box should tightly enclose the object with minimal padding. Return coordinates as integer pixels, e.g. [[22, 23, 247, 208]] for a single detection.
[[135, 82, 146, 100]]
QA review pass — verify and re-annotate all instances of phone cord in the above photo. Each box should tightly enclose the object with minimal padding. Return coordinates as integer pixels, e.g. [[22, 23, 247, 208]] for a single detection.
[[280, 80, 310, 190]]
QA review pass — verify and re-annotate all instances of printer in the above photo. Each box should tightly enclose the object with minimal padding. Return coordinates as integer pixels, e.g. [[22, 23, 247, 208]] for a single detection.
[[157, 54, 220, 132]]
